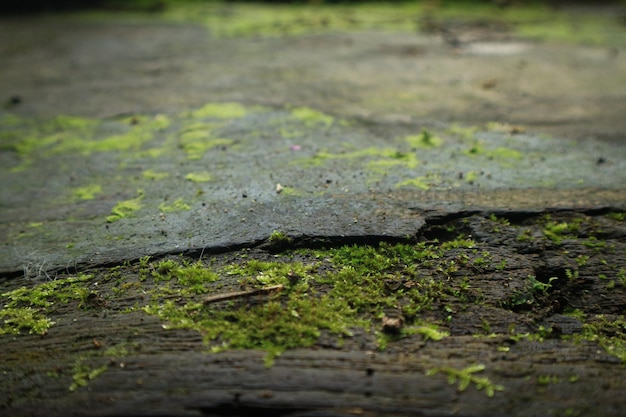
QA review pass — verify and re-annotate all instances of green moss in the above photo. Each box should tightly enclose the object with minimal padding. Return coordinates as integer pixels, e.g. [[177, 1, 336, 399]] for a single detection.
[[69, 359, 108, 392], [190, 102, 248, 119], [73, 184, 102, 200], [368, 150, 419, 171], [426, 364, 504, 397], [465, 171, 478, 184], [537, 375, 559, 385], [543, 218, 579, 244], [173, 3, 421, 38], [465, 143, 522, 161], [608, 212, 626, 222], [150, 259, 220, 294], [0, 308, 55, 336], [395, 176, 432, 190], [10, 114, 171, 171], [296, 147, 404, 168], [268, 230, 293, 246], [185, 172, 212, 183], [138, 237, 488, 363], [290, 107, 334, 129], [568, 315, 626, 363], [159, 198, 191, 213], [178, 125, 234, 160], [11, 116, 100, 171], [0, 274, 93, 336], [83, 115, 170, 154], [106, 190, 144, 223], [405, 129, 443, 149], [142, 169, 170, 180]]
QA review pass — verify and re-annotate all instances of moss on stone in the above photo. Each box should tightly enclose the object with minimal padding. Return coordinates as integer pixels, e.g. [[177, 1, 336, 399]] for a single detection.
[[395, 176, 433, 190], [185, 172, 212, 183], [159, 198, 191, 213], [142, 169, 170, 180], [190, 102, 248, 119], [291, 107, 334, 129], [106, 190, 144, 223], [73, 184, 102, 200], [405, 129, 444, 149]]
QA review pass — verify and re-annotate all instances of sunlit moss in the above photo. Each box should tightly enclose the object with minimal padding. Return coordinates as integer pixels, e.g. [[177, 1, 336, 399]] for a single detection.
[[395, 176, 432, 190]]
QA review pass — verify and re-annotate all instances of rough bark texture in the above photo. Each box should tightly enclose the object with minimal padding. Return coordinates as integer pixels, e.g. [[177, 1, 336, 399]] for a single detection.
[[2, 210, 625, 417]]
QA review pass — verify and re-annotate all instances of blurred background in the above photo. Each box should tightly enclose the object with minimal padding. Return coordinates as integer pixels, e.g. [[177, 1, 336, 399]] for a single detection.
[[2, 0, 625, 15]]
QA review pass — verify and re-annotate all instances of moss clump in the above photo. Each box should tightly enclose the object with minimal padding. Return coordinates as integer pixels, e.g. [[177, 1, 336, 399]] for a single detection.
[[10, 114, 170, 172], [106, 190, 144, 223], [178, 125, 234, 160], [568, 315, 626, 363], [268, 231, 293, 247], [291, 107, 334, 129], [69, 359, 108, 392], [73, 184, 102, 200], [142, 170, 170, 180], [143, 258, 220, 295], [185, 172, 212, 183], [83, 115, 170, 154], [0, 308, 55, 336], [607, 212, 626, 222], [542, 217, 580, 244], [139, 236, 483, 364], [395, 175, 433, 190], [426, 364, 504, 397], [159, 198, 191, 213], [465, 143, 522, 162], [0, 274, 93, 336], [295, 147, 418, 172], [405, 129, 443, 149]]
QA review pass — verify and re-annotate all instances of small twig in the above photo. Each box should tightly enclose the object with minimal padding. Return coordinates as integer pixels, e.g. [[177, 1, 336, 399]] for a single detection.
[[203, 284, 284, 305]]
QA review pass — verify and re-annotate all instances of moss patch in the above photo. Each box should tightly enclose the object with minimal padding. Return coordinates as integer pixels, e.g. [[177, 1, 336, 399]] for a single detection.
[[159, 198, 191, 213], [0, 274, 93, 335], [405, 129, 443, 149], [142, 169, 170, 180], [73, 184, 102, 200], [133, 235, 491, 365], [106, 190, 144, 223], [290, 107, 334, 129], [69, 359, 108, 392], [185, 172, 212, 183]]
